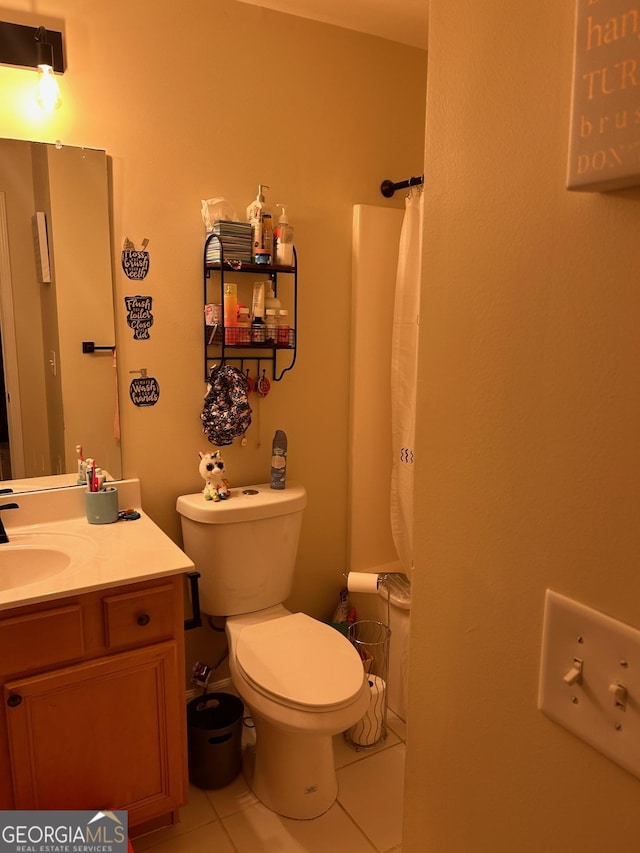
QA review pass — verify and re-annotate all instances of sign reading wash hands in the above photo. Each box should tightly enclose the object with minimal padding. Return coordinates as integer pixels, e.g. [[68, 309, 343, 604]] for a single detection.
[[568, 0, 640, 191]]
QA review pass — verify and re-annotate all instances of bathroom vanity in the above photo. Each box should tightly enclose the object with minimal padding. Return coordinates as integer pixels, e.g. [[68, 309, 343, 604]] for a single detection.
[[0, 480, 193, 837]]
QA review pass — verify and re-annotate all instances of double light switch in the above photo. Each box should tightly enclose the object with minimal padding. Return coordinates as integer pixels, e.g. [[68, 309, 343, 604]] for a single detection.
[[538, 589, 640, 779]]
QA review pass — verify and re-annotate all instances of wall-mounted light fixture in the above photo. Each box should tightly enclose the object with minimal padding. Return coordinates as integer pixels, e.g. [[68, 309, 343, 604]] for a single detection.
[[0, 21, 65, 112]]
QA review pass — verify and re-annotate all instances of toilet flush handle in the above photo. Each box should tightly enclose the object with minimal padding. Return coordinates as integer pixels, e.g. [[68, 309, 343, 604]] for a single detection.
[[184, 571, 202, 631]]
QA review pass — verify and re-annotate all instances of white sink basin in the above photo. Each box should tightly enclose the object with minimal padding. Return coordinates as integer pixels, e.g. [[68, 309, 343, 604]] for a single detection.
[[1, 532, 97, 591], [0, 479, 194, 612], [0, 549, 71, 590]]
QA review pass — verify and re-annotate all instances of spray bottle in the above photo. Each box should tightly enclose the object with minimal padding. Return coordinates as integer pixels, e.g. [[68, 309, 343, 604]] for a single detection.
[[270, 429, 287, 490]]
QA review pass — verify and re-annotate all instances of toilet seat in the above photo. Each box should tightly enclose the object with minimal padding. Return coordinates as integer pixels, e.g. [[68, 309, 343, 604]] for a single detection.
[[235, 612, 366, 712]]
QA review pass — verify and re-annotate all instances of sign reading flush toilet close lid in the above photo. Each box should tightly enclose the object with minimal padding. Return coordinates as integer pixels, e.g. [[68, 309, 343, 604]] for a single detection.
[[235, 613, 366, 709]]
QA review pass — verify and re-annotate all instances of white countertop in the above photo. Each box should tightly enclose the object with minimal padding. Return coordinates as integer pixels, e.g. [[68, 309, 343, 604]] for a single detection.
[[0, 479, 194, 611]]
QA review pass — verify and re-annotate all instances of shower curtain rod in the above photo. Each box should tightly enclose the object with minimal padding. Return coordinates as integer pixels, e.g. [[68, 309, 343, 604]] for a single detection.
[[380, 175, 424, 198]]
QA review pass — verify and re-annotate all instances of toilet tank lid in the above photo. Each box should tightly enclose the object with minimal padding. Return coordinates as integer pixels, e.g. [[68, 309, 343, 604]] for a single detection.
[[176, 483, 306, 523]]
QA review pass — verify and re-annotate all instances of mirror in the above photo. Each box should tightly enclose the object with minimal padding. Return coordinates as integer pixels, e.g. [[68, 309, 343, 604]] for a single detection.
[[0, 139, 122, 492]]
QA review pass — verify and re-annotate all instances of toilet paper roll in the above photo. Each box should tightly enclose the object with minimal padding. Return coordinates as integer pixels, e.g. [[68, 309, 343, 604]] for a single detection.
[[348, 675, 386, 747], [346, 572, 380, 594]]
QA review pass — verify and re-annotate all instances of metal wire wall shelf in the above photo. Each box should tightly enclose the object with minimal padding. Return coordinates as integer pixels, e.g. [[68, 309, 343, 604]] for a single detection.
[[203, 233, 298, 382]]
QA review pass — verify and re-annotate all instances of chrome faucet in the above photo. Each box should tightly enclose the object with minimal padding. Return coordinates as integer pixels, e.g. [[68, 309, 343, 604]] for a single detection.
[[0, 503, 19, 544]]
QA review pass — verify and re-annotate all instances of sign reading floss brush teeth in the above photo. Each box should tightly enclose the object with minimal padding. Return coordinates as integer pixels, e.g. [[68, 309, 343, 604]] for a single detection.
[[124, 295, 154, 339], [121, 236, 150, 279]]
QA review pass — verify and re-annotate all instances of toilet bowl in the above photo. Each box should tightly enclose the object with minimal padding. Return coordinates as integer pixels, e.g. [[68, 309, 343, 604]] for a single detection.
[[176, 484, 371, 819], [226, 605, 370, 818]]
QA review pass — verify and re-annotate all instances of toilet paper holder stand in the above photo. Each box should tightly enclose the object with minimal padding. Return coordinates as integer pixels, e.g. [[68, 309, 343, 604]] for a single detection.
[[342, 572, 391, 750], [343, 571, 391, 628]]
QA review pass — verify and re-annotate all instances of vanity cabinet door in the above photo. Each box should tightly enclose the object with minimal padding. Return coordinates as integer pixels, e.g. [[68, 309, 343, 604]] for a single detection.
[[4, 641, 184, 826]]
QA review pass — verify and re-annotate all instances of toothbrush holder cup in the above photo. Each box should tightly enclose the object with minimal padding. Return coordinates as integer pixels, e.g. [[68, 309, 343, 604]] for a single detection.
[[85, 487, 119, 524]]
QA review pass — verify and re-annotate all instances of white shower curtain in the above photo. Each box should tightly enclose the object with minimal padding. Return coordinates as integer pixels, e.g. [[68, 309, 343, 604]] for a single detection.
[[390, 189, 423, 577]]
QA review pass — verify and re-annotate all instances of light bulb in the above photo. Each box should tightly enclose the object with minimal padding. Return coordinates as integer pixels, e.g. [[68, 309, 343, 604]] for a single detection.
[[36, 64, 62, 112]]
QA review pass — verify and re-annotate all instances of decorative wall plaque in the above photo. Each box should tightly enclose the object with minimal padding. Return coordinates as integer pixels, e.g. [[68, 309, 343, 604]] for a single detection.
[[124, 295, 154, 340], [121, 237, 150, 279], [129, 375, 160, 407], [568, 0, 640, 191]]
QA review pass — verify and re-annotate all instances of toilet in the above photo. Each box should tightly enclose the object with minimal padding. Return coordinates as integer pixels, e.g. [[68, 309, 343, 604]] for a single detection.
[[176, 483, 370, 819]]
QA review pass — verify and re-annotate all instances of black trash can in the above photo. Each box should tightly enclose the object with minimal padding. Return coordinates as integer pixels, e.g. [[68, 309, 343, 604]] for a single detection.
[[187, 692, 244, 789]]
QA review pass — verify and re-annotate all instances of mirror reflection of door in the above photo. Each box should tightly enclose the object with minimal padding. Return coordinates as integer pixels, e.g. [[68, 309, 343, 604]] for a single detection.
[[0, 140, 121, 483], [0, 189, 25, 480]]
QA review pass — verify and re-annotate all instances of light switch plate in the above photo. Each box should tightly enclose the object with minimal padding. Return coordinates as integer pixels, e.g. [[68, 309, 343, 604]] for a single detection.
[[538, 589, 640, 779]]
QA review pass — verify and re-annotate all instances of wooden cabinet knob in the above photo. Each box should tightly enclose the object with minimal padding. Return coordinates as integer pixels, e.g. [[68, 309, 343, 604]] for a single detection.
[[7, 693, 22, 707], [137, 613, 151, 627]]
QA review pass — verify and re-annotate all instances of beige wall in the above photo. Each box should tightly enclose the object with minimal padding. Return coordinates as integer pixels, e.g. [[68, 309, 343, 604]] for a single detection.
[[0, 0, 426, 680], [405, 1, 640, 851]]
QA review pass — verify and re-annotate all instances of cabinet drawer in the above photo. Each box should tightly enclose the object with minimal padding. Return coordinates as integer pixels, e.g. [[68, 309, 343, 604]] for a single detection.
[[0, 605, 84, 674], [103, 585, 175, 649]]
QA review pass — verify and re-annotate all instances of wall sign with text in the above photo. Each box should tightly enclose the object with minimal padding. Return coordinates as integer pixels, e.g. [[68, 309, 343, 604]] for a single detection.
[[129, 375, 160, 407], [124, 295, 154, 339], [121, 237, 150, 279], [568, 0, 640, 191]]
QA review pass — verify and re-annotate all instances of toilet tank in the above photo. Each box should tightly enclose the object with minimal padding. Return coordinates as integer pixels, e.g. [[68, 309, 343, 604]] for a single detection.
[[176, 484, 306, 616]]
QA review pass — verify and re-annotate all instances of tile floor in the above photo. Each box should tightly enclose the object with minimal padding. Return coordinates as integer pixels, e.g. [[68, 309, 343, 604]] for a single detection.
[[134, 708, 406, 853]]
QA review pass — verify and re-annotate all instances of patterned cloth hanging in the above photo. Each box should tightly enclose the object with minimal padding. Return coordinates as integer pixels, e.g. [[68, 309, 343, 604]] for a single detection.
[[201, 364, 252, 445]]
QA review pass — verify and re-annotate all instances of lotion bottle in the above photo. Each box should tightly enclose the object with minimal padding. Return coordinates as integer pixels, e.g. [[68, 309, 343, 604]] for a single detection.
[[265, 283, 281, 313], [275, 205, 294, 266], [246, 184, 270, 262]]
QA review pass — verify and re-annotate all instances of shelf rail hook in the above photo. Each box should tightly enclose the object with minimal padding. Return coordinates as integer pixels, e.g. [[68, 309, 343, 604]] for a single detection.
[[82, 341, 115, 354]]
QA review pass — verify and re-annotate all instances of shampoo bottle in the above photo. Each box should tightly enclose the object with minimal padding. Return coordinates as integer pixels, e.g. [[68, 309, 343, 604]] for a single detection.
[[270, 429, 287, 490]]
